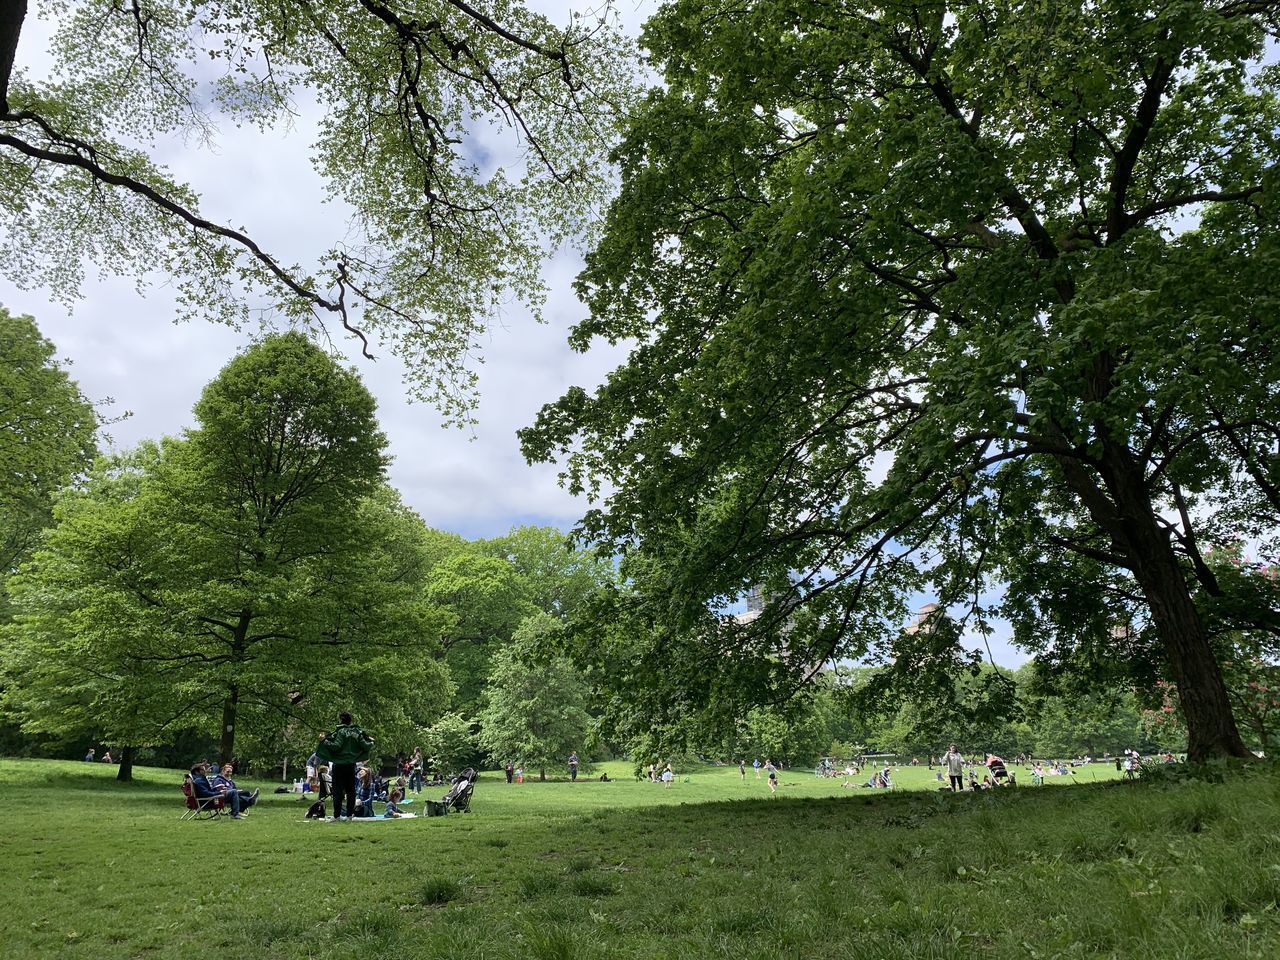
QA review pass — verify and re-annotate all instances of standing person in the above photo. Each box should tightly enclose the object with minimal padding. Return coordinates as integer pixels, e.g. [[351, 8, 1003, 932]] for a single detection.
[[409, 747, 424, 794], [568, 752, 579, 781], [768, 767, 778, 794], [661, 763, 674, 788], [753, 758, 761, 778], [305, 748, 320, 782], [83, 747, 95, 762], [316, 711, 375, 821], [944, 743, 966, 792], [738, 759, 746, 780], [504, 761, 514, 784]]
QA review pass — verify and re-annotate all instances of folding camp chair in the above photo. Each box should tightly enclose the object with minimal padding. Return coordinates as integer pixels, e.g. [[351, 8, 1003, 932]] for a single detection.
[[181, 776, 227, 821]]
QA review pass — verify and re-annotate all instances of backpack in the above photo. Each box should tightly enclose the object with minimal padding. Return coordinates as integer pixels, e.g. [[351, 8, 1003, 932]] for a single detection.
[[305, 799, 327, 819]]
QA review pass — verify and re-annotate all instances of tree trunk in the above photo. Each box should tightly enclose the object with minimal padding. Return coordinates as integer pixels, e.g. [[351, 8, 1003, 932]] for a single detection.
[[219, 685, 239, 766], [539, 766, 546, 781], [1109, 476, 1250, 762], [116, 745, 137, 782], [1054, 429, 1250, 762]]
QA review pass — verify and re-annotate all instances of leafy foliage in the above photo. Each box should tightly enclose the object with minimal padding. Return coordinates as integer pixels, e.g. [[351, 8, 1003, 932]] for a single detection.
[[478, 612, 591, 776], [0, 308, 98, 618], [0, 1, 636, 419], [522, 0, 1280, 758], [1, 333, 451, 761]]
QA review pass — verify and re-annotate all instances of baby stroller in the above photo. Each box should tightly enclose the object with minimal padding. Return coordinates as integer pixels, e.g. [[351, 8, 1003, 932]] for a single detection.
[[424, 768, 476, 816]]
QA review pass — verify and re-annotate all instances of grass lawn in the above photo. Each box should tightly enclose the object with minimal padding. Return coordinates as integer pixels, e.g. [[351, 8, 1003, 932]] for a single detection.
[[1, 757, 1277, 958]]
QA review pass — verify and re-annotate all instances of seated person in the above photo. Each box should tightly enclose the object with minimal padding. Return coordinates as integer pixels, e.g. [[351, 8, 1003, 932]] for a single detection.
[[189, 763, 247, 819], [354, 768, 378, 817], [383, 788, 406, 818], [211, 763, 260, 812]]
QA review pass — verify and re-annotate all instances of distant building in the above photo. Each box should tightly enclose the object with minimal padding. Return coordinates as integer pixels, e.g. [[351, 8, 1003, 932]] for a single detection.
[[904, 602, 940, 635]]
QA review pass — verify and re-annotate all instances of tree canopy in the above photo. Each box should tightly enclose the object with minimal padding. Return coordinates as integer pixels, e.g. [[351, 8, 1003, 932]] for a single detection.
[[1, 333, 451, 768], [0, 308, 98, 614], [0, 0, 633, 419], [522, 0, 1280, 759]]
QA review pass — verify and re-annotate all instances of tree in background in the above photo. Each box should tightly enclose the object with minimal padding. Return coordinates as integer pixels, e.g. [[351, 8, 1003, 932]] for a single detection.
[[421, 711, 479, 777], [523, 0, 1280, 759], [0, 1, 633, 421], [479, 612, 591, 780], [0, 308, 97, 619], [427, 550, 533, 717], [484, 525, 617, 622], [2, 334, 451, 776]]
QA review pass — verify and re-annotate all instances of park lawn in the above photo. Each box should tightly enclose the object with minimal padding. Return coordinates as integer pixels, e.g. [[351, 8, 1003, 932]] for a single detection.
[[0, 758, 1274, 959]]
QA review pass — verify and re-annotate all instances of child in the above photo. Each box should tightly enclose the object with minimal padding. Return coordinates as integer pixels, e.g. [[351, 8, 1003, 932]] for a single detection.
[[383, 788, 406, 818], [768, 769, 778, 794], [515, 765, 524, 784]]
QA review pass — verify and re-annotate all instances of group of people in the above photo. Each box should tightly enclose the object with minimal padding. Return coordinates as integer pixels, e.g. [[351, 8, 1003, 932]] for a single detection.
[[645, 762, 677, 787], [938, 744, 1013, 791], [188, 761, 261, 818], [499, 753, 585, 784], [83, 747, 113, 763], [733, 758, 782, 793], [304, 711, 413, 820]]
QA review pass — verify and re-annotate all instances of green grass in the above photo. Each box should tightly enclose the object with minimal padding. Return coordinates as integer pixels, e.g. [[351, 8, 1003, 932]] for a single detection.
[[1, 757, 1277, 958]]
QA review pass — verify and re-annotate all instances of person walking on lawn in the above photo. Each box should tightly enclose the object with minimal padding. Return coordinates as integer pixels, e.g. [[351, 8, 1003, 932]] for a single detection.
[[316, 711, 375, 821]]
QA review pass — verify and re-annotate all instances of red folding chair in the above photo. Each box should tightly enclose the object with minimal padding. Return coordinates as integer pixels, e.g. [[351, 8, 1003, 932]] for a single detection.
[[181, 776, 227, 821]]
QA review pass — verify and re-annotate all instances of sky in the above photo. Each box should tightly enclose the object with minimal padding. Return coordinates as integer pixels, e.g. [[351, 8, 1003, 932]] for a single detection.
[[1, 0, 1026, 663]]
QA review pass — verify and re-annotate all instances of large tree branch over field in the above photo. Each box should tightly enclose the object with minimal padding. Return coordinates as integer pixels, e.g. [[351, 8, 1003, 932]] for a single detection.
[[0, 0, 632, 420]]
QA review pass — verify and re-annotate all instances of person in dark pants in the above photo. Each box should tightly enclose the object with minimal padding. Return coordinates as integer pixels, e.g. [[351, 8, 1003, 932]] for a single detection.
[[504, 761, 514, 784], [568, 752, 579, 781], [944, 743, 966, 792], [316, 711, 375, 821], [190, 763, 245, 818]]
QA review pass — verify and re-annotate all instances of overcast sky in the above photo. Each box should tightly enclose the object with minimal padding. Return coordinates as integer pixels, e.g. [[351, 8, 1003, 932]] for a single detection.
[[1, 0, 1031, 662]]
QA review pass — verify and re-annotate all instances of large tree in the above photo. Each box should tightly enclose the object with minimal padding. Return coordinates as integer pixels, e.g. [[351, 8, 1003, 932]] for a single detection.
[[522, 0, 1280, 759], [0, 0, 632, 419], [2, 333, 451, 774], [0, 308, 97, 616]]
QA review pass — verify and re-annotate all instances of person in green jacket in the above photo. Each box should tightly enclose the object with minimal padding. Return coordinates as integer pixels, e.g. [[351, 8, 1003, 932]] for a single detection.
[[316, 711, 374, 820]]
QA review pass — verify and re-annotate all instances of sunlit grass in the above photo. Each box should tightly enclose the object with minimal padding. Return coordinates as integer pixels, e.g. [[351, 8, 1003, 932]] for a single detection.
[[0, 757, 1275, 958]]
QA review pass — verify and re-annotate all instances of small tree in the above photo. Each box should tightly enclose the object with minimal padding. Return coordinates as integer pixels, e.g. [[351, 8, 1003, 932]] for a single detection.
[[478, 612, 590, 780], [422, 712, 478, 777]]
